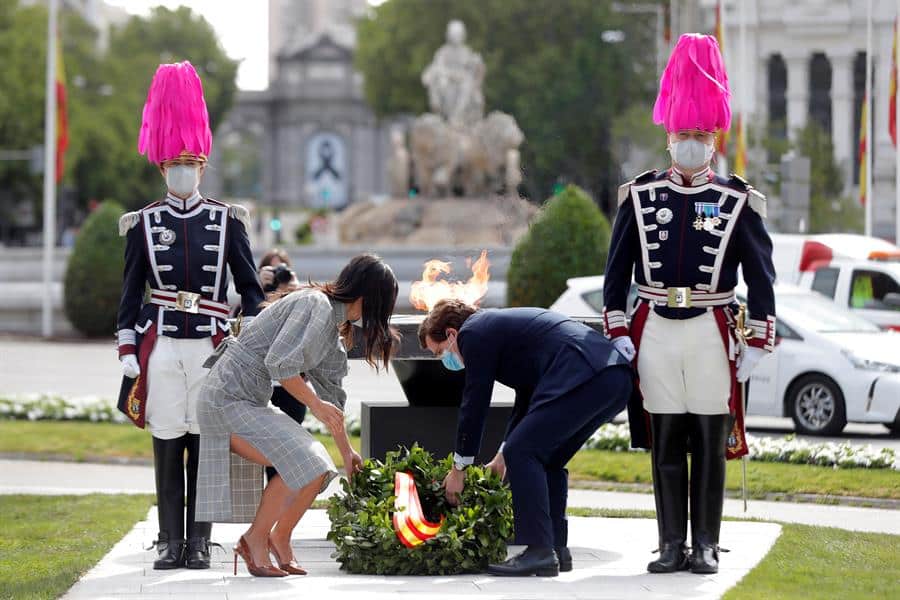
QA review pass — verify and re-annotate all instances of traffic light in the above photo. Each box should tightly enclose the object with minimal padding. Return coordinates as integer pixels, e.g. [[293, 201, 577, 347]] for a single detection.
[[269, 217, 282, 232]]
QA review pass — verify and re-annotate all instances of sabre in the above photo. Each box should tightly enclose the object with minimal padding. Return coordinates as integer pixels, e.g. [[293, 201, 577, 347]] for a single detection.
[[735, 303, 754, 513]]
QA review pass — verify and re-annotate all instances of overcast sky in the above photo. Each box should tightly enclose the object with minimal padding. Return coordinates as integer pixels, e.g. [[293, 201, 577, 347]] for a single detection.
[[104, 1, 387, 90]]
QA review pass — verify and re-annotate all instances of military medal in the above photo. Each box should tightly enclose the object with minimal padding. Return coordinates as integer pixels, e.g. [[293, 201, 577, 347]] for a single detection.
[[159, 229, 176, 245], [693, 202, 721, 231], [656, 208, 673, 225]]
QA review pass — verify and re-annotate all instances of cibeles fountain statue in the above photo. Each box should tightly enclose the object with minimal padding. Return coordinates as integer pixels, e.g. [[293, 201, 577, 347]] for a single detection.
[[401, 20, 524, 198], [343, 20, 532, 246]]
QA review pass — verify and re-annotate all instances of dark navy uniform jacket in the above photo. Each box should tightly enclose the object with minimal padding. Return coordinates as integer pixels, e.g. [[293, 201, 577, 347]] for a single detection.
[[116, 192, 264, 357], [453, 307, 631, 462], [602, 167, 777, 350]]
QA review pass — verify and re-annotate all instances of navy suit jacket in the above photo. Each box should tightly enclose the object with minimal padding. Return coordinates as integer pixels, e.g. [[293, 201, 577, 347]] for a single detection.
[[454, 308, 630, 460]]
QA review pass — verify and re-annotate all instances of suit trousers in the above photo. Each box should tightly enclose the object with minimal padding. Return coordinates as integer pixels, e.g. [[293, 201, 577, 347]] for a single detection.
[[503, 365, 632, 548]]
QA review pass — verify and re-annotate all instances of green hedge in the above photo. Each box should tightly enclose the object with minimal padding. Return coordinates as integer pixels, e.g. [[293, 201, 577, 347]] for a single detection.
[[507, 184, 611, 307], [64, 202, 126, 337], [327, 445, 513, 575]]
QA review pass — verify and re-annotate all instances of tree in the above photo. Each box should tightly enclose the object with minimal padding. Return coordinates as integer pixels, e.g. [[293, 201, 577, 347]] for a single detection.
[[355, 0, 658, 210], [0, 3, 239, 231], [795, 121, 863, 233], [507, 185, 611, 307]]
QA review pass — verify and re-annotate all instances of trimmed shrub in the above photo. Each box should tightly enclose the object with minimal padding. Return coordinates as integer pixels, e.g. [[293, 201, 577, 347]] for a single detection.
[[507, 185, 611, 307], [327, 445, 514, 575], [64, 202, 126, 337]]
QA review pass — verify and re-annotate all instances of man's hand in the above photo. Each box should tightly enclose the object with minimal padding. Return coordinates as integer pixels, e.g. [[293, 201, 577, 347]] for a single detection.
[[343, 449, 363, 479], [310, 398, 344, 435], [121, 354, 140, 378], [613, 336, 636, 362], [485, 451, 506, 480], [259, 266, 275, 288], [443, 467, 466, 506], [736, 346, 766, 383]]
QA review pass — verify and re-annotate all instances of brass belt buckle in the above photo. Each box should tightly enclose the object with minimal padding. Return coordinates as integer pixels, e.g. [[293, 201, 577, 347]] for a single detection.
[[667, 287, 692, 308], [175, 291, 201, 314]]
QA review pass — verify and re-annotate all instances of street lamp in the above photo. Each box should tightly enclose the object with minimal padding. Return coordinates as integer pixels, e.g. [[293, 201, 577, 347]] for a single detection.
[[611, 2, 665, 76]]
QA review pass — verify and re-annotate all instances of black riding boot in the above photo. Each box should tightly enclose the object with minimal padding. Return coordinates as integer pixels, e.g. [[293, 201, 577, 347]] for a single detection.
[[688, 414, 730, 574], [184, 433, 213, 569], [647, 413, 690, 574], [152, 435, 187, 569]]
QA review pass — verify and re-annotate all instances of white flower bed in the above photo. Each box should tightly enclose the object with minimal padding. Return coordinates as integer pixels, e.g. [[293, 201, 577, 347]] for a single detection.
[[0, 395, 893, 470], [0, 394, 362, 435], [582, 423, 899, 471]]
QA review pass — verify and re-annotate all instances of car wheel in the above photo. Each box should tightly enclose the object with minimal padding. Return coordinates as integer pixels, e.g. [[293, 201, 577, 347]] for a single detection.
[[788, 374, 847, 436]]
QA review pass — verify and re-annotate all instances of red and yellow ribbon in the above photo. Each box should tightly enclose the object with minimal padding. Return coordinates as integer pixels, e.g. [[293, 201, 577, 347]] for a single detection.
[[392, 471, 444, 548]]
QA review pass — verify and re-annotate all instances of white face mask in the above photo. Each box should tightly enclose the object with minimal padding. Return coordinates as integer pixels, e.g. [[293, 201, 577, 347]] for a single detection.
[[668, 139, 714, 171], [165, 164, 201, 197]]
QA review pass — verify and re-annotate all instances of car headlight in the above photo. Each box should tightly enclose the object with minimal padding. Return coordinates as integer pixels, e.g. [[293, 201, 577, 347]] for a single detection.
[[841, 350, 900, 373]]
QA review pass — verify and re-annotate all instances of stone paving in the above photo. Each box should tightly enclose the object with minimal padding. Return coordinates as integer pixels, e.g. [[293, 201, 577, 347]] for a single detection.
[[62, 509, 782, 600]]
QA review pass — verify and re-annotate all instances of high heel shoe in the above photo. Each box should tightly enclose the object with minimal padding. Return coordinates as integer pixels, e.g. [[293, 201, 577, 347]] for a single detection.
[[233, 535, 289, 577], [268, 538, 308, 575]]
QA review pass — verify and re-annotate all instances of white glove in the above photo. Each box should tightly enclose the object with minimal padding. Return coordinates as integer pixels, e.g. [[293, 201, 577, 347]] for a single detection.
[[121, 354, 141, 378], [736, 346, 766, 383], [612, 336, 636, 362]]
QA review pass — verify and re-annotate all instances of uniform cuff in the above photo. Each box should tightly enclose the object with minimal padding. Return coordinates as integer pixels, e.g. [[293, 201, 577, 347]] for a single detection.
[[118, 329, 136, 357], [602, 309, 629, 339], [747, 316, 776, 352]]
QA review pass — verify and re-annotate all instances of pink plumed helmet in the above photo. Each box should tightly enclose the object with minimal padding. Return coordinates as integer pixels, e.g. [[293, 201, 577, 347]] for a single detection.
[[653, 34, 731, 134], [138, 61, 212, 165]]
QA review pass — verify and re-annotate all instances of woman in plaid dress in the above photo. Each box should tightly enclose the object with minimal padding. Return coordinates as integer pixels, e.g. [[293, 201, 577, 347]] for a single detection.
[[196, 254, 398, 577]]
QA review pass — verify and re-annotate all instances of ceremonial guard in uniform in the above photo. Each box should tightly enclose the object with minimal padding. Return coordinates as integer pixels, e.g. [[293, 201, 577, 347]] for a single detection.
[[603, 35, 776, 574], [116, 61, 265, 570]]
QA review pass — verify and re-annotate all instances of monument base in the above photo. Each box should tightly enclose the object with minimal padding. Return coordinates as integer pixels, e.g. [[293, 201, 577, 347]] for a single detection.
[[360, 399, 514, 463]]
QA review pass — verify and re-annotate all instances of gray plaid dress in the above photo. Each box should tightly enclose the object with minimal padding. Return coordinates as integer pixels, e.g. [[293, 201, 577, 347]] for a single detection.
[[195, 289, 345, 523]]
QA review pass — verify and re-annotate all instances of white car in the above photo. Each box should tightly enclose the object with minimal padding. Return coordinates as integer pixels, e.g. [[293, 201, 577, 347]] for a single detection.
[[550, 276, 900, 436]]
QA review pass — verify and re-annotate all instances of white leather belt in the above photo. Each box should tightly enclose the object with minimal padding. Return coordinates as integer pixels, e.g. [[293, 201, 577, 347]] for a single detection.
[[637, 285, 735, 309], [149, 289, 230, 318]]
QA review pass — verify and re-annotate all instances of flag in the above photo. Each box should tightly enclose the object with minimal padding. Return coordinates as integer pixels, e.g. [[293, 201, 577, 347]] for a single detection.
[[859, 93, 869, 206], [55, 38, 68, 182], [734, 115, 747, 177], [890, 17, 897, 148], [392, 472, 444, 548], [714, 1, 729, 155]]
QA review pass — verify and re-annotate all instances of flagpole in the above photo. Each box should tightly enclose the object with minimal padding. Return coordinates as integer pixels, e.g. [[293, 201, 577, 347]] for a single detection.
[[896, 0, 900, 245], [865, 0, 874, 237], [41, 0, 58, 338]]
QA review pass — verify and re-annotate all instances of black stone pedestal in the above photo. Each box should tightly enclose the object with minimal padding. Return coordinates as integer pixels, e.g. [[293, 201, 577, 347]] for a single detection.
[[360, 399, 514, 463]]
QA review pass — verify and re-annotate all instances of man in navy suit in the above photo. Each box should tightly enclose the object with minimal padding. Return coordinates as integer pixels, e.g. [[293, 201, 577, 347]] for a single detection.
[[418, 299, 632, 577]]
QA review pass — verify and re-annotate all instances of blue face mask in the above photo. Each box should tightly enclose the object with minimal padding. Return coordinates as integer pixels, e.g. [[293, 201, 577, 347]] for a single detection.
[[440, 333, 464, 371], [441, 350, 465, 371]]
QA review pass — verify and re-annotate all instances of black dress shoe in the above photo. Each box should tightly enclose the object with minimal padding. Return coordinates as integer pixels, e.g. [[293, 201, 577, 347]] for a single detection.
[[184, 537, 211, 569], [152, 536, 185, 570], [487, 546, 559, 577], [555, 546, 572, 572], [647, 543, 689, 573], [690, 544, 719, 574]]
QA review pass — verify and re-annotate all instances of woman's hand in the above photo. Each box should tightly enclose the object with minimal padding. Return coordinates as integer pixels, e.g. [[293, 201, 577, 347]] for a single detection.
[[310, 397, 344, 435], [342, 449, 363, 479]]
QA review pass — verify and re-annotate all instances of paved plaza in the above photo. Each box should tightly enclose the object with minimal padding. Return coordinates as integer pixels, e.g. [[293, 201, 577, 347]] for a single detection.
[[62, 508, 782, 600]]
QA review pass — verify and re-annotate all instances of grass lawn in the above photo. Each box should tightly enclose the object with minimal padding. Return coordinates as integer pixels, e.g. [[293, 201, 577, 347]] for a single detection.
[[1, 420, 898, 499], [0, 494, 154, 600], [569, 507, 899, 600]]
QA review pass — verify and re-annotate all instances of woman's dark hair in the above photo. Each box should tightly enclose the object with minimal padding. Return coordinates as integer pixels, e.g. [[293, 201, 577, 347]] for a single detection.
[[417, 299, 477, 349], [259, 248, 291, 270], [311, 254, 399, 370]]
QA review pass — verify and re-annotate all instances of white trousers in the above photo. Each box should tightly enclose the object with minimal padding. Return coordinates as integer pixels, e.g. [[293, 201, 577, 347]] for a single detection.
[[145, 336, 214, 440], [637, 310, 731, 415]]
